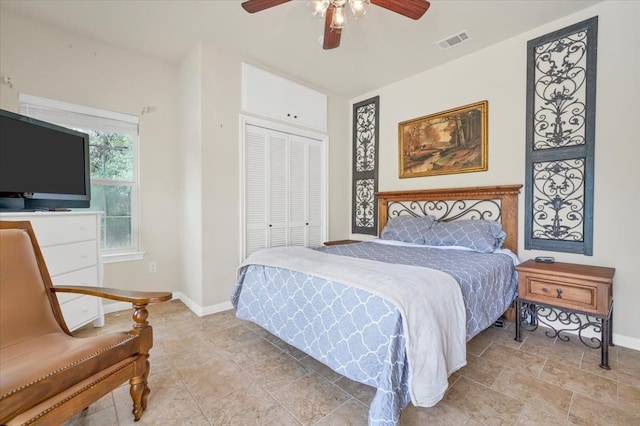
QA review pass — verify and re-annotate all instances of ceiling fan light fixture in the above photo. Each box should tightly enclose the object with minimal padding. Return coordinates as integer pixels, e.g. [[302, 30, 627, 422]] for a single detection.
[[308, 0, 330, 18], [348, 0, 370, 19], [242, 0, 431, 50], [330, 4, 347, 29]]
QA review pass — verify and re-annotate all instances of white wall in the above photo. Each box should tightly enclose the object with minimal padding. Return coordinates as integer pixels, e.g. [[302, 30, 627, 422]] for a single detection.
[[350, 1, 640, 348], [177, 42, 204, 307], [200, 42, 244, 309], [326, 94, 352, 240], [0, 10, 181, 297]]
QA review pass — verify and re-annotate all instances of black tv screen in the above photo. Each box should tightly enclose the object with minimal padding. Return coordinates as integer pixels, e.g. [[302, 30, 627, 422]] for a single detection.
[[0, 108, 91, 210]]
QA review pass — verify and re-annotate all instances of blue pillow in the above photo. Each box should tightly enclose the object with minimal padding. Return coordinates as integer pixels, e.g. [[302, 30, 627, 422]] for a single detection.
[[380, 215, 436, 244], [422, 220, 506, 253]]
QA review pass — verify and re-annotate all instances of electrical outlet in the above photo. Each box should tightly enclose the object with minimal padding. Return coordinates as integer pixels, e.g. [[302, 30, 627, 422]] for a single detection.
[[149, 262, 157, 274]]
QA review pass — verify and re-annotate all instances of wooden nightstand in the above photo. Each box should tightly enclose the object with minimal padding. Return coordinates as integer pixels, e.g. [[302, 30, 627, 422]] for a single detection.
[[323, 239, 362, 246], [514, 259, 615, 369]]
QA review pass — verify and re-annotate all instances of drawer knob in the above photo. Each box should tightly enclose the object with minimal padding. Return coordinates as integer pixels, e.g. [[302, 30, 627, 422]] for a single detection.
[[556, 288, 563, 299]]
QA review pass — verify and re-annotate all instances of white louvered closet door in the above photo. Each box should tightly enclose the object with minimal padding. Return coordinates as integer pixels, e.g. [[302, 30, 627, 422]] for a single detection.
[[306, 141, 323, 247], [269, 134, 288, 248], [244, 123, 325, 258], [245, 126, 268, 255]]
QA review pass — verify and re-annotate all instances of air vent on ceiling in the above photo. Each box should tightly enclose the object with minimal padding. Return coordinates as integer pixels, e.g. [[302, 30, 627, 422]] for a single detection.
[[436, 30, 471, 49]]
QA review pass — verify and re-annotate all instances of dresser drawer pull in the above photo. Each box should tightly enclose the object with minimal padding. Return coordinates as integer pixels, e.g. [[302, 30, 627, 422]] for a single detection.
[[556, 288, 563, 299]]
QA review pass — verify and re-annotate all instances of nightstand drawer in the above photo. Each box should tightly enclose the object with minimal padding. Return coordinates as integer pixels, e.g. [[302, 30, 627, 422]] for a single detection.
[[525, 277, 595, 310]]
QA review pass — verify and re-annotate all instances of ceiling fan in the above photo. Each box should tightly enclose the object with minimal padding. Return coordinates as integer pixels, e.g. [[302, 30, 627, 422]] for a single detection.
[[241, 0, 431, 50]]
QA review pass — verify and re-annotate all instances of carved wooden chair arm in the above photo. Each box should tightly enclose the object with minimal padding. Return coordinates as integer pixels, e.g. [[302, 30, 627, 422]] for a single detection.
[[52, 286, 172, 333], [51, 286, 172, 304]]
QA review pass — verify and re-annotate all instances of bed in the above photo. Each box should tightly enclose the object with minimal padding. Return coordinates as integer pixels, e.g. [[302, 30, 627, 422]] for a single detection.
[[231, 185, 522, 425]]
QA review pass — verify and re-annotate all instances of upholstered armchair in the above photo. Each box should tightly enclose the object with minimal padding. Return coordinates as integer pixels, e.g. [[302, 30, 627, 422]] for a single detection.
[[0, 220, 172, 425]]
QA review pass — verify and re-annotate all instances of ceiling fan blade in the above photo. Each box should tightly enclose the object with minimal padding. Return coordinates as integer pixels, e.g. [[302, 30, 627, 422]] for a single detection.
[[370, 0, 431, 20], [323, 8, 342, 50], [241, 0, 291, 14]]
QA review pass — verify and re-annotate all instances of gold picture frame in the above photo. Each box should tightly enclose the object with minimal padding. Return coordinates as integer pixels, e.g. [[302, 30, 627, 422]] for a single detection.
[[398, 100, 488, 178]]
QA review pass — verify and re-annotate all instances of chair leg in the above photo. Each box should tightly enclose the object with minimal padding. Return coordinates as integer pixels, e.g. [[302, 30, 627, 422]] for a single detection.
[[141, 358, 151, 411], [130, 304, 153, 420], [129, 375, 146, 421]]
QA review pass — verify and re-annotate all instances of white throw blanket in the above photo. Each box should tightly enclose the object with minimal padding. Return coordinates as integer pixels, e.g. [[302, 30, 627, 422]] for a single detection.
[[240, 246, 467, 406]]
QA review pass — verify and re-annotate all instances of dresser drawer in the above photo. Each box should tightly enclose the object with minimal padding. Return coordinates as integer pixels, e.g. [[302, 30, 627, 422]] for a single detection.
[[60, 295, 99, 331], [53, 266, 99, 304], [20, 214, 98, 246], [41, 240, 97, 276]]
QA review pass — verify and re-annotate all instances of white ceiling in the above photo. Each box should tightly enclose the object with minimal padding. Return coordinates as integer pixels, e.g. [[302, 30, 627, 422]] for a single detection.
[[0, 0, 602, 98]]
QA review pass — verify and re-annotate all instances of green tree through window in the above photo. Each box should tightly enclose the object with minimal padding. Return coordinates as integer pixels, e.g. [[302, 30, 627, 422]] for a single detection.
[[86, 130, 135, 250]]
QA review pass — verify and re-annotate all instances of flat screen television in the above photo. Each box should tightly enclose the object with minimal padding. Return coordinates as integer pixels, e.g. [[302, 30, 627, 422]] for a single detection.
[[0, 108, 91, 211]]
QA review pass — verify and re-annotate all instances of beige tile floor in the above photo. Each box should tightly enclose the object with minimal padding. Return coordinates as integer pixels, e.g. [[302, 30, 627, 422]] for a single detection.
[[66, 300, 640, 426]]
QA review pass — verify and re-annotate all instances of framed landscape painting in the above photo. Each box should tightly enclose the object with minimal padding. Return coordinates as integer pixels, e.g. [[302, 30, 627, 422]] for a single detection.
[[398, 101, 488, 178]]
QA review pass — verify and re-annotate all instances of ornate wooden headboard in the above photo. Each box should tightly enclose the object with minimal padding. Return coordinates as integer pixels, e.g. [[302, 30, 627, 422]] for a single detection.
[[376, 185, 522, 253]]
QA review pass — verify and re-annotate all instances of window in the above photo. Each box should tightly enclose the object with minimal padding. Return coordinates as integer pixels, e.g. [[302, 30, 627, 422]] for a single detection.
[[19, 94, 141, 262]]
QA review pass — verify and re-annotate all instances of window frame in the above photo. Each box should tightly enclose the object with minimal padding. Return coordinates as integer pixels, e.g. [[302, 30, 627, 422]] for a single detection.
[[19, 94, 143, 263]]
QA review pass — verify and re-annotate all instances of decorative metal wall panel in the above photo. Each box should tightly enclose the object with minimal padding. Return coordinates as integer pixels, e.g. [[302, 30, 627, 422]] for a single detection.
[[352, 97, 379, 235], [354, 178, 375, 229], [525, 17, 597, 255], [531, 33, 588, 151], [531, 159, 585, 242]]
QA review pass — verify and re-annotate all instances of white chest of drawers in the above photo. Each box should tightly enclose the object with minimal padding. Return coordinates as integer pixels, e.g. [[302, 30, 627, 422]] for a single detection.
[[0, 211, 104, 331]]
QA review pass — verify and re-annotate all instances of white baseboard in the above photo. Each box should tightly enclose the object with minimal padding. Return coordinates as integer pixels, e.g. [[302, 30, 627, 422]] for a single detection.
[[613, 333, 640, 351], [172, 291, 234, 316], [101, 291, 233, 317]]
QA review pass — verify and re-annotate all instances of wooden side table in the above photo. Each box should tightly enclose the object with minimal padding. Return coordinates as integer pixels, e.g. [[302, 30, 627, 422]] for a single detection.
[[514, 259, 615, 369], [323, 239, 362, 246]]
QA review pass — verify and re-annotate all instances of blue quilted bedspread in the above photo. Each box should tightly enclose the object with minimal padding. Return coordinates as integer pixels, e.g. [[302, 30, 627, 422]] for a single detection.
[[316, 242, 517, 340], [231, 242, 516, 425]]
